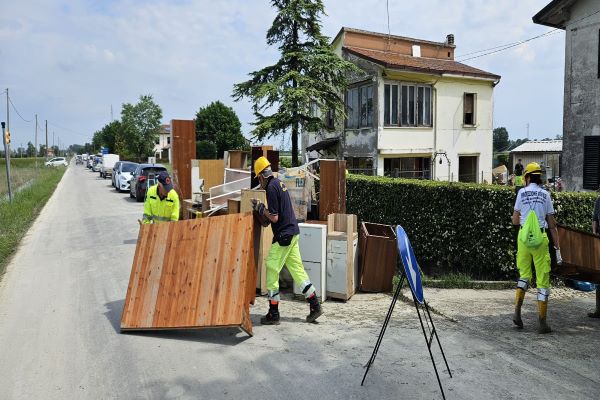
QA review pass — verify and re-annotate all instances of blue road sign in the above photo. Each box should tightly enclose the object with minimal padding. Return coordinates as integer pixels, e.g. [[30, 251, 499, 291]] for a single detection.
[[396, 225, 424, 304], [100, 147, 109, 154]]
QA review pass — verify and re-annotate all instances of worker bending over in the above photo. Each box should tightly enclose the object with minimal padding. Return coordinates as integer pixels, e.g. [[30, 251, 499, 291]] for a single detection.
[[511, 162, 561, 334], [252, 156, 322, 325], [142, 171, 180, 224]]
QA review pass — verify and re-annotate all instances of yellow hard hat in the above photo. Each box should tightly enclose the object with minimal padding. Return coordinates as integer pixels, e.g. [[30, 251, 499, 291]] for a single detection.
[[254, 156, 271, 176], [523, 162, 542, 176]]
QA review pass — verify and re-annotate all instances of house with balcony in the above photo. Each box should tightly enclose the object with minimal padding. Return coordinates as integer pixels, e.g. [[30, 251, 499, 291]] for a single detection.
[[154, 124, 172, 162], [303, 27, 501, 182]]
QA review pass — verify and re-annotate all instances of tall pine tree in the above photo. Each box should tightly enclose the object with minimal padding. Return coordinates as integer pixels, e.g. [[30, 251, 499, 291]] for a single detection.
[[233, 0, 357, 166]]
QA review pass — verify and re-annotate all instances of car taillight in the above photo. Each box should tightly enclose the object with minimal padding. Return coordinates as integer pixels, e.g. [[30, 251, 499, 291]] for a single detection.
[[138, 176, 146, 182]]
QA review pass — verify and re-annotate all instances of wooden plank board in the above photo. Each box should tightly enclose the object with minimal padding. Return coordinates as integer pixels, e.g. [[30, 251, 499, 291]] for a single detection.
[[120, 213, 255, 335], [171, 120, 196, 200], [198, 159, 225, 191], [553, 225, 600, 283], [359, 222, 397, 292], [319, 160, 346, 220], [241, 189, 273, 295]]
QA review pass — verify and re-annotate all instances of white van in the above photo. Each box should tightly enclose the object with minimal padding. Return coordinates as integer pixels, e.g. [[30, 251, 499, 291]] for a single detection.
[[100, 154, 120, 179]]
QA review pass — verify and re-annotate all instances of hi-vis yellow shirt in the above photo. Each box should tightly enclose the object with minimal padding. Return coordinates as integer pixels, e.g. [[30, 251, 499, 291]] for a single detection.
[[142, 184, 180, 224]]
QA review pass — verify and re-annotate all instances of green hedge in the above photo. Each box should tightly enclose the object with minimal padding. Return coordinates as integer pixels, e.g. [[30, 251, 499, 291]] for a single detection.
[[346, 175, 597, 280]]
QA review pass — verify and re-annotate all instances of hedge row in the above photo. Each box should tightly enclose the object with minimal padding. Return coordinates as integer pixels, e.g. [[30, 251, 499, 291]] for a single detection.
[[346, 175, 597, 280]]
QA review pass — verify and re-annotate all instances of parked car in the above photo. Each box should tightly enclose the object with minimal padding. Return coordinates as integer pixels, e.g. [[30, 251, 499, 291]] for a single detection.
[[129, 163, 167, 202], [111, 161, 122, 187], [45, 157, 68, 167], [92, 156, 103, 172], [113, 161, 138, 192], [100, 153, 120, 179]]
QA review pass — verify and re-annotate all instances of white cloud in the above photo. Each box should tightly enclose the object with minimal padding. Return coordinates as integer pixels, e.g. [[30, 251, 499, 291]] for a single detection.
[[0, 0, 565, 147]]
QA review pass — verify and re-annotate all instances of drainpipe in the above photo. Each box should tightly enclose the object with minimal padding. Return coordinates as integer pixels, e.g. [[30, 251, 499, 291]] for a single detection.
[[432, 79, 439, 180]]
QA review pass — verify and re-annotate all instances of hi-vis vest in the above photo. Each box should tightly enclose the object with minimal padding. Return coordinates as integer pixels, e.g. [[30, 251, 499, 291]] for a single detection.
[[142, 184, 180, 224]]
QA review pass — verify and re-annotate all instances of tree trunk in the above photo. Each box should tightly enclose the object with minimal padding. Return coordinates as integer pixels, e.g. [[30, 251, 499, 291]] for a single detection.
[[292, 121, 299, 167]]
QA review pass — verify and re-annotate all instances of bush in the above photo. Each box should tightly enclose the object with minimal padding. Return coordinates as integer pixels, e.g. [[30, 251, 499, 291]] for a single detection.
[[346, 175, 597, 280], [196, 140, 217, 160]]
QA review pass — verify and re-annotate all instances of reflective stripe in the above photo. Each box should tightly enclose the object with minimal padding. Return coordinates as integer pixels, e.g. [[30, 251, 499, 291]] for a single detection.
[[268, 290, 280, 301], [300, 281, 316, 298], [142, 214, 154, 221], [537, 288, 550, 301], [153, 216, 171, 221], [517, 279, 529, 290]]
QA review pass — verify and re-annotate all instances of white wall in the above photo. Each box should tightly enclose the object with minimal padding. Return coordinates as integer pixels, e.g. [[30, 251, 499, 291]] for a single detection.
[[376, 74, 495, 182]]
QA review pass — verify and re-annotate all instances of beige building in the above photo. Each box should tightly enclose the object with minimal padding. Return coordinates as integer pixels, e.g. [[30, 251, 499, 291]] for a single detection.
[[304, 27, 501, 182]]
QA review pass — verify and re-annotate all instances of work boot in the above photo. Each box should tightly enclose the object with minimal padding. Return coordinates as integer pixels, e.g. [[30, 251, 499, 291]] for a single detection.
[[261, 301, 280, 325], [513, 288, 525, 328], [537, 300, 551, 334], [306, 294, 322, 323]]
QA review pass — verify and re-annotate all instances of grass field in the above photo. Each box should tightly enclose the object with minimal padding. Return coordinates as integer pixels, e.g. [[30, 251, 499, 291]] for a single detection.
[[0, 164, 65, 276], [0, 158, 54, 197]]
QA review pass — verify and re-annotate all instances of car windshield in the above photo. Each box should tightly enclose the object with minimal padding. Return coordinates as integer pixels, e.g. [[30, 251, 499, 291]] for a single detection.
[[142, 167, 166, 176], [122, 163, 137, 173]]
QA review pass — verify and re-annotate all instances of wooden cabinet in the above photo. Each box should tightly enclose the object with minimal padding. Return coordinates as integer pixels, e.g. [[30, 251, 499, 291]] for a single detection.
[[325, 214, 358, 301]]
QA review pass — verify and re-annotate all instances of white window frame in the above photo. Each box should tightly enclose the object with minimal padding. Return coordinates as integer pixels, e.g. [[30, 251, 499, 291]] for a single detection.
[[384, 82, 433, 127]]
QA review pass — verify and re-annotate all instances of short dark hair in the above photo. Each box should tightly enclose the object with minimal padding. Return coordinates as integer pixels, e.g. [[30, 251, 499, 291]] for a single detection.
[[529, 174, 542, 185]]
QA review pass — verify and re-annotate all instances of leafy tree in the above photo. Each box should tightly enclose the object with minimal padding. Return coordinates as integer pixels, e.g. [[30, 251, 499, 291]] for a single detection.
[[233, 0, 358, 166], [493, 127, 510, 152], [196, 140, 218, 160], [121, 94, 163, 162], [195, 101, 246, 158], [26, 142, 36, 157], [38, 144, 47, 157]]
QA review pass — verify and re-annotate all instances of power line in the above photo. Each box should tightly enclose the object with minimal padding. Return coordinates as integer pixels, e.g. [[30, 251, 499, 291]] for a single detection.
[[7, 95, 34, 123], [47, 121, 89, 138], [457, 30, 560, 62], [456, 8, 600, 63]]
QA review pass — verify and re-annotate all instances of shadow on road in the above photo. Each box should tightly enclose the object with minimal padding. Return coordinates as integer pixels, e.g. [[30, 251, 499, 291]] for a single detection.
[[103, 299, 252, 345]]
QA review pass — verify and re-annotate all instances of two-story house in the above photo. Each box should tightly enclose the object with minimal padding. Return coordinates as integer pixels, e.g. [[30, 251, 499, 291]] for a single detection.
[[154, 124, 172, 162], [534, 0, 600, 191], [303, 27, 501, 182]]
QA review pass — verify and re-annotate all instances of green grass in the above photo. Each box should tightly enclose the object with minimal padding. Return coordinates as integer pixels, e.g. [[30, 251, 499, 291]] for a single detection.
[[392, 272, 514, 290], [0, 158, 50, 197], [0, 166, 65, 276]]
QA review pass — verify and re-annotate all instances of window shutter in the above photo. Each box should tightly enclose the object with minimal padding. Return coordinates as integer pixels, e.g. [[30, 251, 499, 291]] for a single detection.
[[583, 136, 600, 190]]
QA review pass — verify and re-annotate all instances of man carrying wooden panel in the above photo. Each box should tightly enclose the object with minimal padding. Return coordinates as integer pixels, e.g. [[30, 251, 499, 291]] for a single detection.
[[252, 156, 323, 325]]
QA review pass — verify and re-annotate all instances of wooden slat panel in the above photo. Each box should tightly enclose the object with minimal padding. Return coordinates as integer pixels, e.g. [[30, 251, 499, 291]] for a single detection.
[[554, 225, 600, 283], [319, 160, 346, 220], [171, 120, 197, 200], [241, 189, 273, 295], [121, 214, 255, 335], [198, 159, 225, 190]]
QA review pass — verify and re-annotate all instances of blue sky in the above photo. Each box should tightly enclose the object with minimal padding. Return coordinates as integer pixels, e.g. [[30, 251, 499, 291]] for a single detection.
[[0, 0, 565, 150]]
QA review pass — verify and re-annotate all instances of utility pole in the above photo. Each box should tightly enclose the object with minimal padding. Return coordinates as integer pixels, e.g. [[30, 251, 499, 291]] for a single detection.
[[2, 122, 12, 202], [526, 123, 530, 140], [45, 120, 48, 159], [35, 114, 38, 168], [111, 104, 114, 121]]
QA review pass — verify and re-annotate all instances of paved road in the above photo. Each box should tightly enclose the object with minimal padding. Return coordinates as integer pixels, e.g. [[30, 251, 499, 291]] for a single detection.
[[0, 165, 598, 399]]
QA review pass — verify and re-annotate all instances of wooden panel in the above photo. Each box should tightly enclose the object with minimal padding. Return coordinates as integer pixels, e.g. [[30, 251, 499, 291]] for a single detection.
[[198, 159, 225, 190], [554, 225, 600, 283], [228, 150, 247, 169], [241, 189, 273, 294], [319, 160, 346, 220], [228, 197, 241, 214], [266, 150, 279, 173], [359, 222, 397, 292], [171, 120, 196, 200], [120, 214, 256, 335]]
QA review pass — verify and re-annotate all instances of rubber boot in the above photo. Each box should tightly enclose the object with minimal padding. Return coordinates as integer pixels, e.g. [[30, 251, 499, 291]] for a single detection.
[[537, 300, 551, 334], [261, 301, 280, 325], [513, 288, 525, 328], [306, 294, 322, 323], [588, 290, 600, 318]]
